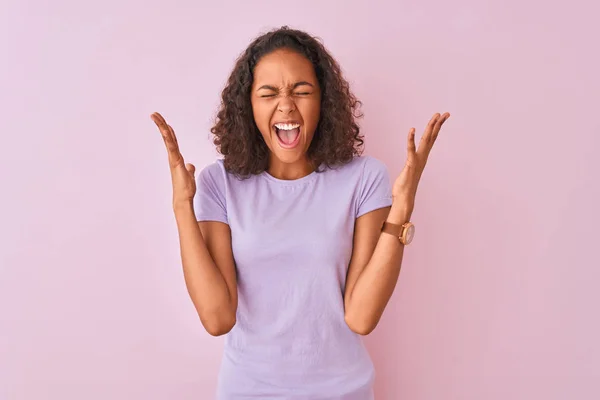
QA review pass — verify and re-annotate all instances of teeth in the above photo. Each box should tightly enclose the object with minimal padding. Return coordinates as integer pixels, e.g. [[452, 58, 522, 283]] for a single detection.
[[274, 123, 300, 130]]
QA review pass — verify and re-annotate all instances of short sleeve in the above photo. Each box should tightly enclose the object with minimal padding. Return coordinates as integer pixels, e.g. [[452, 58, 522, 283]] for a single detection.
[[193, 161, 228, 224], [356, 156, 393, 218]]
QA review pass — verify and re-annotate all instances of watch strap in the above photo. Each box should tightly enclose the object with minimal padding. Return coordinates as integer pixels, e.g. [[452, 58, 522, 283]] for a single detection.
[[381, 221, 404, 238]]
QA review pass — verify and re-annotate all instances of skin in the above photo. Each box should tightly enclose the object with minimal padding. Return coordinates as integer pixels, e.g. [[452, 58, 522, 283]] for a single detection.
[[150, 112, 237, 336], [250, 48, 321, 180], [344, 112, 450, 334], [151, 49, 450, 336]]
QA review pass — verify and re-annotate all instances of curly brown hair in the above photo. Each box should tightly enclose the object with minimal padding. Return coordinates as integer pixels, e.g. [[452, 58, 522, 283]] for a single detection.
[[210, 26, 364, 177]]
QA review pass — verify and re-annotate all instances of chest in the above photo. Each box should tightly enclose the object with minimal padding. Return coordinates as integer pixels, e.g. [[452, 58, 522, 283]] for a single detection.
[[226, 180, 358, 272]]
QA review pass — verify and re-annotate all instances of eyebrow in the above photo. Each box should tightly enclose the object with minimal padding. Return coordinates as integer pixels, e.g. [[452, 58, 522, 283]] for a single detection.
[[257, 81, 314, 91]]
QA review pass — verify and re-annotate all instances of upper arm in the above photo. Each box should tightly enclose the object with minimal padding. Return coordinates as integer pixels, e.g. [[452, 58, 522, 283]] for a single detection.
[[194, 162, 237, 309], [198, 221, 238, 311], [344, 156, 393, 307], [344, 207, 390, 308]]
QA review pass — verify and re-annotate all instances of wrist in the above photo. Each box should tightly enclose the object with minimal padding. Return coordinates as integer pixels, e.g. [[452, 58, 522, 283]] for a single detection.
[[173, 198, 194, 213], [387, 198, 414, 224], [173, 200, 197, 227]]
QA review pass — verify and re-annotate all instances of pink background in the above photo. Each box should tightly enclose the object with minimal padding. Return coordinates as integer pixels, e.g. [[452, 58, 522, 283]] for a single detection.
[[1, 0, 599, 399]]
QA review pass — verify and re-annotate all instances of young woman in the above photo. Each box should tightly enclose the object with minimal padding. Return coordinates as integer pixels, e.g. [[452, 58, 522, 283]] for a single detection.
[[151, 26, 449, 400]]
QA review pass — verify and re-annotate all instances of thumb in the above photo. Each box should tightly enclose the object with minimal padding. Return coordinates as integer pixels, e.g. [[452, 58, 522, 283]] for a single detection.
[[185, 163, 196, 177]]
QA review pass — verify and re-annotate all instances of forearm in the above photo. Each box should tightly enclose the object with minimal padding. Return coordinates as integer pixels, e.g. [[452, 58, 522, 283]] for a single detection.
[[173, 201, 235, 335], [345, 201, 412, 334]]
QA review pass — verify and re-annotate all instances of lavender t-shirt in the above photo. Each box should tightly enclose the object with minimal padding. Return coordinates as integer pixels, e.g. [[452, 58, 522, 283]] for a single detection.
[[193, 155, 393, 399]]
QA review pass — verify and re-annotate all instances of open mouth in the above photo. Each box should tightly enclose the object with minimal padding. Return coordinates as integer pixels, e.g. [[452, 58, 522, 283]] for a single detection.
[[274, 122, 301, 149]]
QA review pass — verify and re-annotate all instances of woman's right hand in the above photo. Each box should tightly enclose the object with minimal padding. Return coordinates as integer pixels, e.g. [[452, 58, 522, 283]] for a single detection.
[[151, 112, 197, 206]]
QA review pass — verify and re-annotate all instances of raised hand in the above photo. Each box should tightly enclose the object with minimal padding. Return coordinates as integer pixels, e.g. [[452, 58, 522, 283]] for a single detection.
[[392, 112, 451, 209], [151, 112, 197, 206]]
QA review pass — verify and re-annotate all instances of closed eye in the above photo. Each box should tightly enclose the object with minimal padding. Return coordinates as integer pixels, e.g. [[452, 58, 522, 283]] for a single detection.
[[260, 94, 277, 98], [294, 92, 311, 96]]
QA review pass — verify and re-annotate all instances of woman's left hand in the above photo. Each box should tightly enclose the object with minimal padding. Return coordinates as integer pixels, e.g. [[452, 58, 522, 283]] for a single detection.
[[392, 112, 451, 212]]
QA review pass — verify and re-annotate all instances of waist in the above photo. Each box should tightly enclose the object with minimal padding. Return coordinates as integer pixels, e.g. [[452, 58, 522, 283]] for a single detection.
[[224, 326, 371, 369], [218, 339, 375, 397]]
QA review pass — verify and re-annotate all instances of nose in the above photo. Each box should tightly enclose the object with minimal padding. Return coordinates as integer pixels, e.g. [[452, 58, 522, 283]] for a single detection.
[[277, 96, 296, 114]]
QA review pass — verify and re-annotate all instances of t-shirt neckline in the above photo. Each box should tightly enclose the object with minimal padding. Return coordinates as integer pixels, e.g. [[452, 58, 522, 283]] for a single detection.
[[259, 165, 322, 186]]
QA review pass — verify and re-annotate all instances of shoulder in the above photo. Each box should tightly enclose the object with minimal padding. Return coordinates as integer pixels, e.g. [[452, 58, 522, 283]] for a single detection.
[[358, 155, 388, 176], [198, 158, 227, 178], [197, 159, 236, 186], [195, 159, 230, 199], [327, 155, 389, 180], [354, 155, 390, 191], [350, 156, 392, 216], [197, 159, 262, 195], [193, 160, 229, 222]]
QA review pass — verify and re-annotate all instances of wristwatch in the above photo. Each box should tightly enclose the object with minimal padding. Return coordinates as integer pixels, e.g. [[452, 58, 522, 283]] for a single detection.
[[381, 221, 415, 245]]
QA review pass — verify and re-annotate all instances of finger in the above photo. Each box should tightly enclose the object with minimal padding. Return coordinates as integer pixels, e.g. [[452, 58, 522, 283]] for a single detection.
[[426, 113, 441, 131], [166, 125, 187, 169], [406, 128, 417, 165], [162, 125, 180, 155], [416, 117, 437, 156], [152, 119, 185, 170], [431, 112, 450, 141], [151, 113, 181, 155], [151, 113, 178, 143], [168, 124, 179, 147], [151, 113, 173, 142], [185, 163, 196, 177], [407, 127, 416, 153], [151, 112, 169, 133]]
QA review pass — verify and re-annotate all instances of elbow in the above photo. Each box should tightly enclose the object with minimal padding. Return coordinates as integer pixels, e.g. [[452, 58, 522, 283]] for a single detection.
[[200, 311, 236, 337], [344, 312, 377, 336], [205, 321, 235, 337]]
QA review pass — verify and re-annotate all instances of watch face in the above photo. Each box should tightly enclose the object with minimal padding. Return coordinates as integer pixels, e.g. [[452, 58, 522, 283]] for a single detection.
[[405, 224, 415, 244]]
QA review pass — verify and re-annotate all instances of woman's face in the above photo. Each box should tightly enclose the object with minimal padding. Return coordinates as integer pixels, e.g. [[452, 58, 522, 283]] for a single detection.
[[251, 48, 321, 174]]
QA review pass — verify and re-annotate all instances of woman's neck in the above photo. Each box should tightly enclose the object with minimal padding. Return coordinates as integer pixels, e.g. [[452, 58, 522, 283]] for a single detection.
[[267, 157, 314, 181]]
